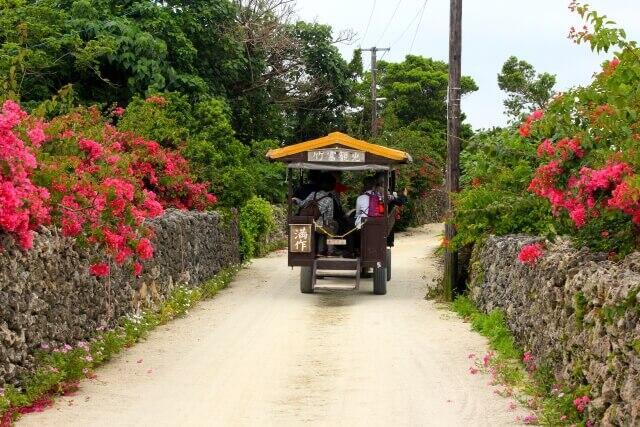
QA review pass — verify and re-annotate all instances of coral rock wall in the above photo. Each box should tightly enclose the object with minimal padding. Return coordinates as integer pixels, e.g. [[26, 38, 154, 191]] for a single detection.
[[470, 235, 640, 425], [0, 209, 239, 386]]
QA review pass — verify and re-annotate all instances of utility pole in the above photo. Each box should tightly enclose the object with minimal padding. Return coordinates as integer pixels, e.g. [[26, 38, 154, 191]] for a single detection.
[[360, 47, 390, 137], [444, 0, 462, 301]]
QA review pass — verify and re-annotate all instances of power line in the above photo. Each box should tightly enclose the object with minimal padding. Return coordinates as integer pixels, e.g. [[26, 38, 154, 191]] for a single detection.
[[360, 0, 377, 46], [409, 0, 429, 53], [388, 4, 421, 49], [375, 0, 403, 46]]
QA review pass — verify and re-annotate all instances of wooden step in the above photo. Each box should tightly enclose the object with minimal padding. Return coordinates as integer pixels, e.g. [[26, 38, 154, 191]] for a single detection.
[[314, 257, 360, 271], [313, 283, 358, 291], [312, 257, 361, 291]]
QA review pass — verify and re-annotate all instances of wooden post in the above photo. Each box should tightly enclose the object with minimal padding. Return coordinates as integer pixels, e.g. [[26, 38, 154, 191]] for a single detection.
[[444, 0, 462, 301], [360, 47, 389, 137]]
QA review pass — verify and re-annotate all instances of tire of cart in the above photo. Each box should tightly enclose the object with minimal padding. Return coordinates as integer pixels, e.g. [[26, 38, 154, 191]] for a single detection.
[[373, 265, 387, 295], [300, 266, 314, 294], [386, 248, 391, 282]]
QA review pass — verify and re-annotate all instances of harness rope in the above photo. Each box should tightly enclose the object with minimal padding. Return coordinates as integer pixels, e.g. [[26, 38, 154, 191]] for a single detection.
[[313, 220, 364, 239]]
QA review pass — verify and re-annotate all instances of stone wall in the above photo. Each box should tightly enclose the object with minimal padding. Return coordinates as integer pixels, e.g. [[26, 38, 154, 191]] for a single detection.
[[469, 235, 640, 425], [0, 209, 240, 386], [262, 204, 287, 253], [413, 188, 448, 224]]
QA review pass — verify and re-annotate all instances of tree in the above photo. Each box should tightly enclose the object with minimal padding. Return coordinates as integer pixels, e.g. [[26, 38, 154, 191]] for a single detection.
[[497, 56, 556, 120]]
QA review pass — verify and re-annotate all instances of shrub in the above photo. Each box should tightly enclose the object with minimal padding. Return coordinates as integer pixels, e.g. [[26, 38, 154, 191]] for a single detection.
[[120, 93, 286, 206], [375, 128, 444, 228], [238, 196, 275, 259], [454, 4, 640, 257], [453, 128, 560, 249], [0, 99, 216, 276]]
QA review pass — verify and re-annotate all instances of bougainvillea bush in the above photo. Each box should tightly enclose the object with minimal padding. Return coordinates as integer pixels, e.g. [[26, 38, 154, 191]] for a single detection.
[[455, 3, 640, 257], [0, 97, 216, 277]]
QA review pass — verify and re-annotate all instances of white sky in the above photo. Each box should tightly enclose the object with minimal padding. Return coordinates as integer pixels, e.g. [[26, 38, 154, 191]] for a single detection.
[[295, 0, 640, 130]]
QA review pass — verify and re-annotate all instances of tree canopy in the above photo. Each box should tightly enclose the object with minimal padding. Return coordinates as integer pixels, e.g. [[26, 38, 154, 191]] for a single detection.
[[497, 56, 556, 120]]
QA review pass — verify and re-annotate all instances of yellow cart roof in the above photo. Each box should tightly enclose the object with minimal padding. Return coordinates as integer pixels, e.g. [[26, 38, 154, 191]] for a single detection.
[[266, 132, 412, 163]]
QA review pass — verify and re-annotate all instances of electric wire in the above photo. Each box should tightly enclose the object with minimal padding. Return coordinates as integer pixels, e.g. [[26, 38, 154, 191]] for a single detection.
[[409, 0, 429, 53], [388, 3, 421, 49], [360, 0, 377, 46], [375, 0, 403, 46]]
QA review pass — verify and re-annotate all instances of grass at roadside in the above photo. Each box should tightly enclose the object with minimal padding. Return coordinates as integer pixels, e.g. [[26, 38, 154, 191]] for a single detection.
[[451, 296, 592, 426], [0, 265, 242, 427]]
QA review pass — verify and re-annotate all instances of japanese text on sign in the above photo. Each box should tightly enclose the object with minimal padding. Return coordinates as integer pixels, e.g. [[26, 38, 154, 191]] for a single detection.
[[307, 149, 365, 163], [289, 224, 312, 253]]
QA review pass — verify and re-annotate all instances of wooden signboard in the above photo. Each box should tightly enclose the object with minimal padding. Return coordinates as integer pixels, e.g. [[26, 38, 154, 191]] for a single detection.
[[289, 224, 312, 253], [307, 148, 365, 163]]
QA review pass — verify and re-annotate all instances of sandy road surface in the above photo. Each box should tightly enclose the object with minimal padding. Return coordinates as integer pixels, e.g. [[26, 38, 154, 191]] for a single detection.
[[21, 224, 525, 426]]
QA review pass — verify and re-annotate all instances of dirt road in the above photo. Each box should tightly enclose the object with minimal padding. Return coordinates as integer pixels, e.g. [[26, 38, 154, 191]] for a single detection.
[[20, 224, 524, 426]]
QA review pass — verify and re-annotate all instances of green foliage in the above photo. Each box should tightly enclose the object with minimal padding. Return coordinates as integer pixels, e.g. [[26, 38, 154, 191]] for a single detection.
[[118, 94, 286, 205], [239, 196, 276, 259], [379, 55, 478, 134], [0, 265, 241, 423], [452, 129, 562, 249], [374, 128, 444, 228], [498, 56, 556, 120], [454, 6, 640, 260], [0, 0, 356, 146], [573, 292, 588, 327]]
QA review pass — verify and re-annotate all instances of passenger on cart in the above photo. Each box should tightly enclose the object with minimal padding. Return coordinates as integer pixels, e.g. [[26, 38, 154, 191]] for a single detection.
[[374, 172, 408, 247], [298, 173, 338, 255]]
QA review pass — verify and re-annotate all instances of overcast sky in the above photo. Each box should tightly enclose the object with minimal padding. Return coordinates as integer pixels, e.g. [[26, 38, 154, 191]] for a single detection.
[[295, 0, 640, 130]]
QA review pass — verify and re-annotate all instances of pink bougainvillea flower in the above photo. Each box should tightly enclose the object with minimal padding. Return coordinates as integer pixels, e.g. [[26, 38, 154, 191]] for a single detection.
[[573, 395, 590, 413], [530, 110, 544, 121], [469, 367, 478, 375], [483, 351, 494, 367], [111, 107, 125, 117], [27, 121, 47, 147], [89, 263, 110, 277], [78, 138, 104, 160], [518, 243, 544, 265], [523, 414, 538, 424]]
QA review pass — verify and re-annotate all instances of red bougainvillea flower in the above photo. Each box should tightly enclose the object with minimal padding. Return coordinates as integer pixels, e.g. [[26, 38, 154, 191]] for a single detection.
[[136, 238, 154, 260], [609, 57, 620, 69], [89, 263, 110, 277], [518, 110, 544, 139], [133, 262, 143, 276], [536, 139, 556, 158], [518, 243, 544, 265], [145, 95, 167, 106]]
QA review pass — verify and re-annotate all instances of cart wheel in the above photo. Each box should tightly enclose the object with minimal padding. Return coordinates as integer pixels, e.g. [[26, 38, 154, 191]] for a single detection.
[[373, 266, 387, 295], [300, 267, 314, 294], [386, 248, 392, 282]]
